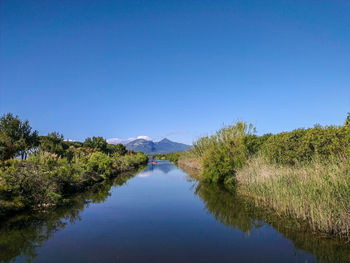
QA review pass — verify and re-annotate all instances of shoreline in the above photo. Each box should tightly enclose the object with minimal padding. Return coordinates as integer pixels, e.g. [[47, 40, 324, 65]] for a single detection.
[[177, 155, 350, 242]]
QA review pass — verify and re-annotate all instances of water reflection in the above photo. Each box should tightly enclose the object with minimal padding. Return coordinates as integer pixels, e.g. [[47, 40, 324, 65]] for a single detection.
[[1, 162, 349, 263], [0, 170, 142, 263], [137, 160, 176, 177], [189, 171, 350, 263]]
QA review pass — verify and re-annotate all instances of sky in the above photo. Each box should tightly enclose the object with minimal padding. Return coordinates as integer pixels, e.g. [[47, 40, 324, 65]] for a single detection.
[[1, 0, 349, 145]]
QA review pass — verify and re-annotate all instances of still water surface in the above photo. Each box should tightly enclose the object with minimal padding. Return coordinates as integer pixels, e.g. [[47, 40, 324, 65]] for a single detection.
[[0, 161, 349, 263]]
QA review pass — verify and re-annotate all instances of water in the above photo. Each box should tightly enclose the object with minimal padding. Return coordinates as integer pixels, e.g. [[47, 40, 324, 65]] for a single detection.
[[0, 161, 349, 263]]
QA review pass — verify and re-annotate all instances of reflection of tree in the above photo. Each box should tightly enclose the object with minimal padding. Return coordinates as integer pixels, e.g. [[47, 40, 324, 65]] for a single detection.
[[0, 169, 141, 263], [192, 179, 350, 263], [195, 182, 262, 234]]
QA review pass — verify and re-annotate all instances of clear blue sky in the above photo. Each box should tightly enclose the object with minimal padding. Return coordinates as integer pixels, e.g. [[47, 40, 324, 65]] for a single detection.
[[1, 0, 349, 144]]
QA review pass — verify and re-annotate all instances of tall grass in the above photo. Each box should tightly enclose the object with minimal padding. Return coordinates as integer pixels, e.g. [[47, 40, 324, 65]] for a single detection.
[[236, 156, 350, 239]]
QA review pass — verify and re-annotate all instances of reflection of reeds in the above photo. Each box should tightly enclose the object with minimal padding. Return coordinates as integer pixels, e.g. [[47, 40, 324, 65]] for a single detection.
[[236, 156, 350, 240], [194, 180, 350, 263]]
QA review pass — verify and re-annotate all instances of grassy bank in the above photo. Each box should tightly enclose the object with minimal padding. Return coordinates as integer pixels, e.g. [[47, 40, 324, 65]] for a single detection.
[[176, 114, 350, 239], [236, 156, 350, 239]]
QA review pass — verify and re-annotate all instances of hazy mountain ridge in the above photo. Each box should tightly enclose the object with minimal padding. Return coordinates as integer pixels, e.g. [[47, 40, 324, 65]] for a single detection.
[[126, 138, 191, 154]]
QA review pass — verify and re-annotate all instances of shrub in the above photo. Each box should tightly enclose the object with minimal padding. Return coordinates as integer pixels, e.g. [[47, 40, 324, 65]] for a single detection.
[[262, 125, 350, 165], [87, 152, 112, 177], [194, 121, 254, 183]]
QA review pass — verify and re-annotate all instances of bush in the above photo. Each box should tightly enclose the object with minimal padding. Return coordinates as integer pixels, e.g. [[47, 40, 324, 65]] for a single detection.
[[87, 152, 113, 177], [262, 125, 350, 165], [0, 150, 148, 217], [193, 121, 254, 183]]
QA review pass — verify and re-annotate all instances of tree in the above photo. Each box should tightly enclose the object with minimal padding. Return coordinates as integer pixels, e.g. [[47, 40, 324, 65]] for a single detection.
[[40, 132, 67, 158], [83, 136, 108, 153], [345, 113, 350, 126], [0, 113, 39, 161], [107, 143, 127, 156]]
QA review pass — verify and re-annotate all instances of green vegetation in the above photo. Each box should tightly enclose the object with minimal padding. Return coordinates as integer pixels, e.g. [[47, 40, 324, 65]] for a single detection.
[[236, 156, 350, 239], [0, 170, 141, 263], [177, 113, 350, 240], [191, 178, 350, 263], [153, 152, 181, 163], [0, 113, 148, 217]]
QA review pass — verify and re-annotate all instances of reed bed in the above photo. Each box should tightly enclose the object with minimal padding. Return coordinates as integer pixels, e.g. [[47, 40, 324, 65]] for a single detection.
[[236, 156, 350, 239]]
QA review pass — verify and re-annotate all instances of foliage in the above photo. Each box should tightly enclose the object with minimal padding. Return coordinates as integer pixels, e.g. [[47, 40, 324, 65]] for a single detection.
[[0, 151, 148, 217], [83, 136, 108, 154], [87, 152, 113, 177], [0, 113, 39, 161], [345, 112, 350, 126], [107, 143, 127, 156], [154, 152, 181, 163], [262, 125, 350, 165], [39, 132, 67, 159], [236, 156, 350, 240], [193, 121, 255, 183], [243, 133, 272, 156], [0, 113, 148, 218], [191, 114, 350, 182]]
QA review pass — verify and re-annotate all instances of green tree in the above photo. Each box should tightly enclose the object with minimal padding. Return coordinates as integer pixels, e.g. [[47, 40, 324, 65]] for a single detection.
[[0, 113, 39, 161], [345, 112, 350, 126], [107, 143, 127, 156], [40, 132, 67, 158], [83, 136, 108, 153]]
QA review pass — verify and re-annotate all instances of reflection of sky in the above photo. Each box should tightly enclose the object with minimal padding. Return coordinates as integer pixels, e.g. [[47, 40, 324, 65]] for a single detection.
[[137, 170, 153, 178], [137, 161, 182, 178]]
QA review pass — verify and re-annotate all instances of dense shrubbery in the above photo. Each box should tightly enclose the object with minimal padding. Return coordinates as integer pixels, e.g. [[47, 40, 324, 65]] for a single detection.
[[262, 125, 350, 165], [192, 122, 255, 183], [0, 151, 148, 217], [0, 113, 148, 217], [191, 114, 350, 183]]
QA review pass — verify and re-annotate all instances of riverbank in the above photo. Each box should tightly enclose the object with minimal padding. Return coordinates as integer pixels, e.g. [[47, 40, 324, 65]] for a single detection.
[[174, 115, 350, 240], [0, 113, 149, 218], [177, 156, 350, 241], [235, 156, 350, 239], [0, 152, 148, 217]]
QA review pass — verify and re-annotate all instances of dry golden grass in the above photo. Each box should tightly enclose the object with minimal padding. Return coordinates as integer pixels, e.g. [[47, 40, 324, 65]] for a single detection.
[[178, 156, 202, 171], [236, 156, 350, 239]]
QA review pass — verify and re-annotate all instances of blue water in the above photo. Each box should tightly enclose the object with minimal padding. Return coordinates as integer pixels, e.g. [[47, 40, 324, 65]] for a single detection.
[[1, 161, 349, 263]]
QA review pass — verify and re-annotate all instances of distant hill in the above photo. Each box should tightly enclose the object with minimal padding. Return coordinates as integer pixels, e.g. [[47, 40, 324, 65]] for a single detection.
[[126, 138, 191, 154]]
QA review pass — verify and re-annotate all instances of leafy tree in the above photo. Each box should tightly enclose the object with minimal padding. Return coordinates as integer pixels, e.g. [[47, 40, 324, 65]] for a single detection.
[[0, 113, 39, 160], [40, 132, 67, 158], [83, 136, 108, 153], [107, 143, 127, 156]]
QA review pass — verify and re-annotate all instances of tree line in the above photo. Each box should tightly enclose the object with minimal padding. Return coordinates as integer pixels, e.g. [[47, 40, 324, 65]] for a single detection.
[[0, 113, 128, 161], [0, 113, 148, 218]]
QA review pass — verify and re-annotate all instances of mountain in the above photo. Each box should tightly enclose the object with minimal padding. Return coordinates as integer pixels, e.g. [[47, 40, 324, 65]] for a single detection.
[[126, 138, 191, 154]]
